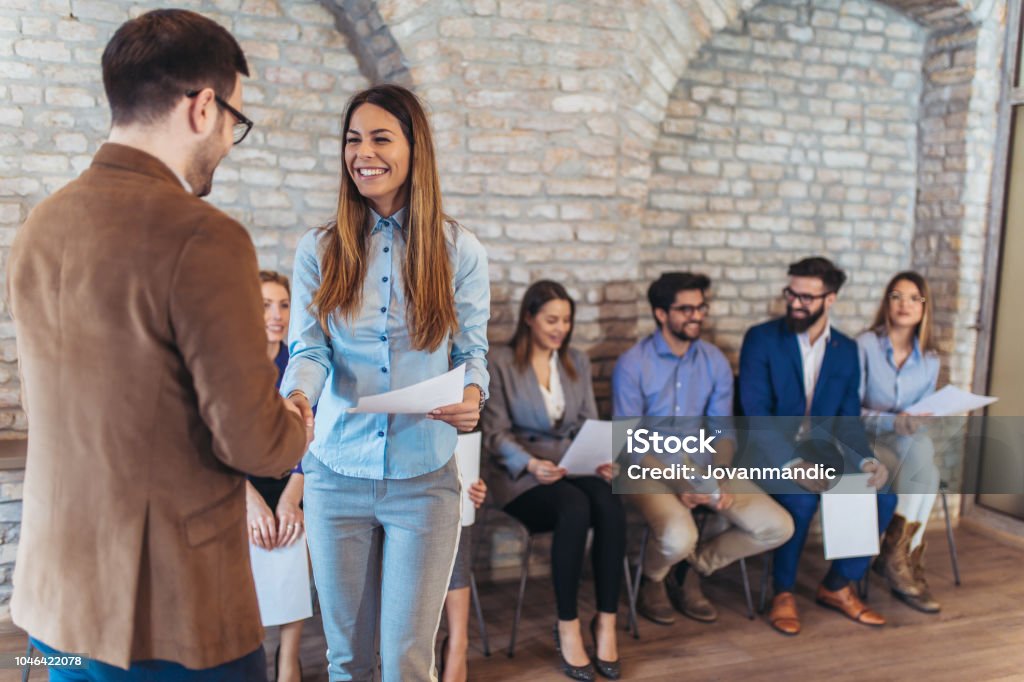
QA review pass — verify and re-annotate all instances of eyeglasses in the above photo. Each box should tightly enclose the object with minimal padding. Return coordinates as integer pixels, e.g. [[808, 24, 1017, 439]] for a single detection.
[[668, 303, 709, 317], [185, 89, 253, 145], [782, 287, 832, 305], [888, 292, 926, 305]]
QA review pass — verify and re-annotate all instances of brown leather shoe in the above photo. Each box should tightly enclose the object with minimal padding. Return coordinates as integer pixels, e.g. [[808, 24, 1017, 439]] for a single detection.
[[815, 584, 886, 626], [768, 592, 801, 636]]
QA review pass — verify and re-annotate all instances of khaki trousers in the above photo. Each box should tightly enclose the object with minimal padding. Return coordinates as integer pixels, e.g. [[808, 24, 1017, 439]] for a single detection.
[[631, 479, 794, 581]]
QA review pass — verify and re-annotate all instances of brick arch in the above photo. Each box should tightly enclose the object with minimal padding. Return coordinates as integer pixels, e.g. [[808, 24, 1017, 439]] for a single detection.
[[316, 0, 412, 86]]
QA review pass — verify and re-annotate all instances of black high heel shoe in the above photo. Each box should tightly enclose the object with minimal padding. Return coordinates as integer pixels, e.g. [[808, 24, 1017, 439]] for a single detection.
[[588, 616, 622, 680], [552, 623, 596, 681]]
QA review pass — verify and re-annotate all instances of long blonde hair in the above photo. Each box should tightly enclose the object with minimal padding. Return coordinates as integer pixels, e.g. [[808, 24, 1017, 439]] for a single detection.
[[312, 84, 457, 352], [869, 271, 937, 352]]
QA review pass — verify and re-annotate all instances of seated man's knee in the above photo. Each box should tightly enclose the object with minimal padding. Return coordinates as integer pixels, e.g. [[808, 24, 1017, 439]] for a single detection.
[[657, 520, 697, 562]]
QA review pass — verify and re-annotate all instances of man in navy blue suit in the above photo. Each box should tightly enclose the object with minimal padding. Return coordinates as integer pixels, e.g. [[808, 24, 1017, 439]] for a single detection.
[[738, 257, 897, 636]]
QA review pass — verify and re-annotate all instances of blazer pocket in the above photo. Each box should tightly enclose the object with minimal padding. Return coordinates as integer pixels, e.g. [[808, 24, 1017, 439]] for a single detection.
[[184, 482, 244, 548]]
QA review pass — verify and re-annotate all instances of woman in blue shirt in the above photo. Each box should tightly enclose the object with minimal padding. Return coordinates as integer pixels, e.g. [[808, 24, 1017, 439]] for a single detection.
[[281, 85, 490, 681], [857, 271, 941, 613]]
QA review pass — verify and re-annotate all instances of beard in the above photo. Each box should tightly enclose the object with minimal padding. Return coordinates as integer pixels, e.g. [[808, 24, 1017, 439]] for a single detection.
[[184, 142, 222, 198], [785, 305, 824, 334], [668, 320, 702, 343]]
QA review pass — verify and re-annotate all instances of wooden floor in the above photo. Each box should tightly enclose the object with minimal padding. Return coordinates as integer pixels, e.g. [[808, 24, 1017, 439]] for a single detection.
[[2, 527, 1023, 681]]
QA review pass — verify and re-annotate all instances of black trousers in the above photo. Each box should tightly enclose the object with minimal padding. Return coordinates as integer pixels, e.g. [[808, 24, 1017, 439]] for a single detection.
[[505, 476, 626, 620]]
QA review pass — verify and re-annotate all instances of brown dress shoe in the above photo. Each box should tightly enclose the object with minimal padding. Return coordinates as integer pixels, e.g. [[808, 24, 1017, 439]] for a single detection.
[[815, 584, 886, 626], [768, 592, 801, 636]]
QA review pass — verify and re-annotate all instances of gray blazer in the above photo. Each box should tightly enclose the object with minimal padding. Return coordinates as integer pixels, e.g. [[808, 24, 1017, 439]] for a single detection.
[[482, 344, 598, 508]]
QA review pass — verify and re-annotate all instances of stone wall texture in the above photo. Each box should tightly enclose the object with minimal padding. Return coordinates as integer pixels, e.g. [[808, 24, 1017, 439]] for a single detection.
[[0, 0, 1009, 611]]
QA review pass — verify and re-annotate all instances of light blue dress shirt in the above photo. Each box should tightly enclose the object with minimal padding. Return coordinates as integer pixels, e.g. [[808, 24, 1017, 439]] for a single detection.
[[857, 330, 939, 434], [281, 209, 490, 480], [612, 331, 734, 418]]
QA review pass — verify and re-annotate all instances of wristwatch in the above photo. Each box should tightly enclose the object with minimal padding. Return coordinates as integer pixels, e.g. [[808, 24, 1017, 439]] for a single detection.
[[467, 383, 486, 411]]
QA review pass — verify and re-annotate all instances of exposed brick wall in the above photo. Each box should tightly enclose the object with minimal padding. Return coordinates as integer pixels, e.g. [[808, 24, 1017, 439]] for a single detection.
[[643, 0, 927, 362]]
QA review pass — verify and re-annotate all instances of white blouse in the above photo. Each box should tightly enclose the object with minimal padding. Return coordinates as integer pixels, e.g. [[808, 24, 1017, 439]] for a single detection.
[[538, 351, 566, 424]]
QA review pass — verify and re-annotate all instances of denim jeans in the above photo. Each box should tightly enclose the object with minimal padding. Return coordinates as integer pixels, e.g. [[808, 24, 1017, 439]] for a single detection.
[[303, 453, 461, 681]]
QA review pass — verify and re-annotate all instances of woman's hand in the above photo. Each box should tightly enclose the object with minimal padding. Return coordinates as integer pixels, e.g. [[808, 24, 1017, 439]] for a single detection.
[[528, 457, 566, 485], [468, 479, 487, 508], [275, 499, 304, 547], [595, 462, 619, 483], [245, 481, 277, 549], [429, 386, 482, 432]]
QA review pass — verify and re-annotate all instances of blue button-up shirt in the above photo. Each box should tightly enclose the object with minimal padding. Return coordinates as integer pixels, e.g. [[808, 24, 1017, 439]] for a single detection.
[[612, 331, 734, 418], [857, 330, 939, 434], [281, 209, 490, 479]]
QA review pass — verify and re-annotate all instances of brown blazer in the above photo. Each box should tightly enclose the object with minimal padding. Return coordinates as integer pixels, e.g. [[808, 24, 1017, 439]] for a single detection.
[[481, 344, 598, 508], [6, 143, 307, 669]]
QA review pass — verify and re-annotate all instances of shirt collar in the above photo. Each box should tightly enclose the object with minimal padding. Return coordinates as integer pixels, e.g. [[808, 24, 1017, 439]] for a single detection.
[[652, 328, 699, 361], [880, 332, 921, 365], [369, 206, 408, 233], [798, 325, 831, 352]]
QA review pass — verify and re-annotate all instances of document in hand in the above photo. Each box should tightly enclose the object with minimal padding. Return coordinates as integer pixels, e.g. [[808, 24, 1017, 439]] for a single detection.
[[249, 535, 313, 627], [455, 431, 481, 526], [821, 473, 880, 560], [905, 384, 998, 416], [559, 419, 614, 476], [348, 364, 466, 414]]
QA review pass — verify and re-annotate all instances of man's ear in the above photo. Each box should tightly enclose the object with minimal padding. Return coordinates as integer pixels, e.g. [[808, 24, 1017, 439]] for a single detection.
[[186, 88, 217, 136], [653, 308, 667, 327]]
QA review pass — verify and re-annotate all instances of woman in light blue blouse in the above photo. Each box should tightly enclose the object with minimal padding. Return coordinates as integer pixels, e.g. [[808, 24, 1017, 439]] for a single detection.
[[281, 85, 490, 681], [857, 271, 941, 613]]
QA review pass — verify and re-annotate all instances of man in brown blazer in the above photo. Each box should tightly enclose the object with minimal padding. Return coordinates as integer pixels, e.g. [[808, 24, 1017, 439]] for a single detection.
[[6, 10, 310, 679]]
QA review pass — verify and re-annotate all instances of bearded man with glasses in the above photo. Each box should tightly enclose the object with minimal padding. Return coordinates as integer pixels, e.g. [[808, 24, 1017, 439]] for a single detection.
[[7, 9, 308, 680], [738, 257, 896, 637], [613, 272, 794, 627]]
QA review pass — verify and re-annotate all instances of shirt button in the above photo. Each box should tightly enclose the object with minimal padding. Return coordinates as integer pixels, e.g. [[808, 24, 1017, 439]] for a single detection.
[[676, 382, 681, 388], [381, 367, 388, 373], [377, 431, 385, 438], [380, 335, 387, 342], [383, 246, 390, 253], [382, 276, 389, 282], [380, 306, 387, 313]]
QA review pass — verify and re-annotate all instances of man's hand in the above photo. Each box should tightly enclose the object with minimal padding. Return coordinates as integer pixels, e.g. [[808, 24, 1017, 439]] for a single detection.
[[286, 392, 314, 449], [713, 485, 735, 511], [679, 491, 712, 509], [429, 385, 482, 432], [895, 411, 932, 436], [862, 459, 889, 489], [245, 481, 277, 550], [792, 460, 831, 493], [528, 457, 567, 485]]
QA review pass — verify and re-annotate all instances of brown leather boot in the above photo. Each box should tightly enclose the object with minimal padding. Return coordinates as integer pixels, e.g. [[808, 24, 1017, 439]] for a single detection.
[[901, 542, 942, 613], [666, 563, 718, 623], [874, 515, 923, 598], [636, 576, 676, 625]]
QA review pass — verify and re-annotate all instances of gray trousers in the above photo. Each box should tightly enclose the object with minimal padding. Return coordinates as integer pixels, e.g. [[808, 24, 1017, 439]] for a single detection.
[[303, 453, 461, 682]]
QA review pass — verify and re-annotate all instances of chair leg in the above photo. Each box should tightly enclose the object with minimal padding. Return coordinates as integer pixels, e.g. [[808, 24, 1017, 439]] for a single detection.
[[759, 552, 772, 614], [469, 570, 490, 657], [621, 556, 637, 637], [629, 527, 649, 640], [22, 640, 33, 682], [941, 489, 962, 586], [739, 557, 755, 620], [508, 534, 533, 658]]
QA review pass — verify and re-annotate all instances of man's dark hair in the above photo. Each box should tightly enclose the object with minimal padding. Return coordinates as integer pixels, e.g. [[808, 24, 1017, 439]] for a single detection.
[[787, 256, 847, 293], [647, 272, 711, 325], [102, 9, 249, 126]]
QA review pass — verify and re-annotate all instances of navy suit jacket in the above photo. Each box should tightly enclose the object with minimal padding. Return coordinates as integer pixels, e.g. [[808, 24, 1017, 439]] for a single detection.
[[738, 317, 873, 469]]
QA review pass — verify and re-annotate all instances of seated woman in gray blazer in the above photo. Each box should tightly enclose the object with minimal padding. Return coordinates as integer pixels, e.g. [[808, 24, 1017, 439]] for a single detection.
[[483, 280, 625, 682]]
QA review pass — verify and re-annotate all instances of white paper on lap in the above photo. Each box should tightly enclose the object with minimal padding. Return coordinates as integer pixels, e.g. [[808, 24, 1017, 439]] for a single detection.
[[249, 534, 313, 627], [905, 384, 997, 416], [455, 431, 481, 526], [821, 473, 880, 561], [559, 419, 614, 477]]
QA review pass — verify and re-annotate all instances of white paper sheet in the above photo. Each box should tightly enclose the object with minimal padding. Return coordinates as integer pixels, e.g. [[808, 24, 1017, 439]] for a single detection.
[[905, 384, 998, 416], [455, 431, 481, 526], [249, 534, 313, 627], [559, 419, 613, 476], [348, 364, 466, 414], [821, 473, 880, 560]]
